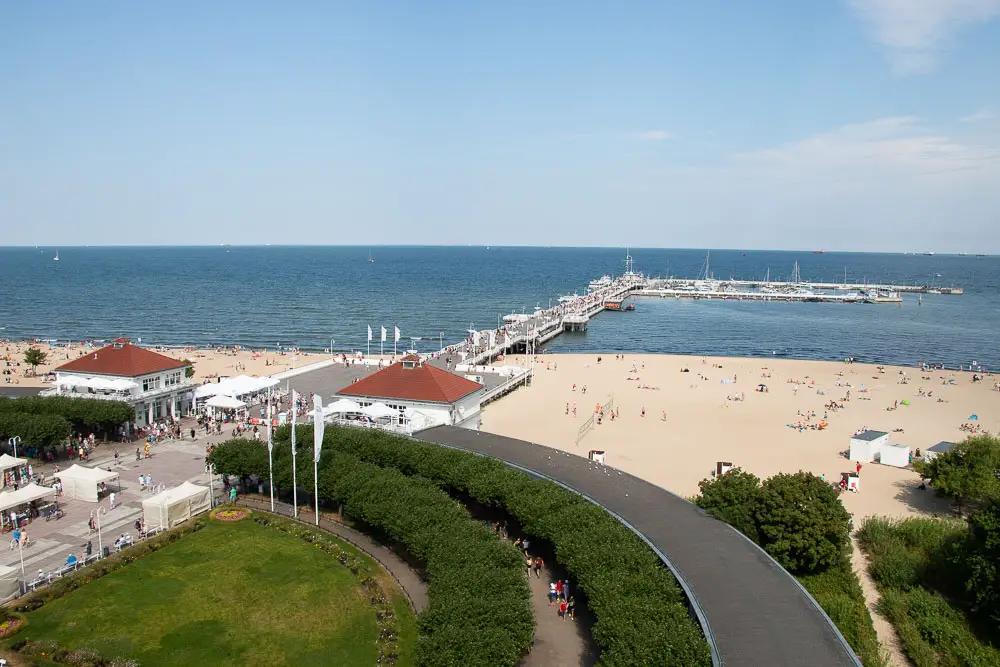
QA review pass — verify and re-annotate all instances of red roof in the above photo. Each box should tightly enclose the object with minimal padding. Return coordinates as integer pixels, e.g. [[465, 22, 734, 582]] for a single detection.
[[337, 360, 483, 404], [55, 340, 189, 377]]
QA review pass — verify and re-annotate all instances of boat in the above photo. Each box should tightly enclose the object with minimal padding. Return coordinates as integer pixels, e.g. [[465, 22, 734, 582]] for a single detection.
[[53, 250, 59, 261], [603, 300, 635, 312], [558, 294, 580, 303], [588, 275, 613, 292], [922, 251, 935, 256], [813, 250, 826, 254]]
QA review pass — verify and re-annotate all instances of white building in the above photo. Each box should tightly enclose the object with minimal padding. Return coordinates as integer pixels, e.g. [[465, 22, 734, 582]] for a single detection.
[[849, 430, 889, 463], [50, 338, 193, 427], [335, 354, 484, 431]]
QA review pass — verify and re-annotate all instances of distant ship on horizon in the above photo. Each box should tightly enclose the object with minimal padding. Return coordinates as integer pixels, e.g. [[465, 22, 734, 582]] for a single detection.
[[813, 250, 826, 254], [923, 251, 935, 256]]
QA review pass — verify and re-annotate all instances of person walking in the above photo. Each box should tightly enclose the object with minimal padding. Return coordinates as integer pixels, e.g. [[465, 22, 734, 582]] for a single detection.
[[109, 492, 116, 510]]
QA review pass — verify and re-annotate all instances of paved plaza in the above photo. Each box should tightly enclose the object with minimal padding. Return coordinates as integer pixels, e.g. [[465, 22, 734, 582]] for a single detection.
[[2, 418, 227, 582]]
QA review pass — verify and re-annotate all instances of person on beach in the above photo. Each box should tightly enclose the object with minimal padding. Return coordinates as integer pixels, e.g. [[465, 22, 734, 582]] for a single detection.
[[641, 406, 646, 417]]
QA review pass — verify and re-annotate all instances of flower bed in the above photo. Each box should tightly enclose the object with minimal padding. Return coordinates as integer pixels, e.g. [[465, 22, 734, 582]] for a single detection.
[[211, 507, 250, 522]]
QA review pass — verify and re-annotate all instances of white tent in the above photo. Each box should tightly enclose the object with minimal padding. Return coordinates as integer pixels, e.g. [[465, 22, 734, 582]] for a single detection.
[[403, 408, 436, 431], [0, 483, 57, 512], [56, 464, 119, 502], [142, 482, 212, 530], [195, 383, 222, 399], [0, 564, 19, 603], [362, 402, 398, 419], [324, 398, 362, 415], [197, 375, 276, 401], [880, 443, 910, 468], [0, 453, 27, 472], [206, 394, 246, 410]]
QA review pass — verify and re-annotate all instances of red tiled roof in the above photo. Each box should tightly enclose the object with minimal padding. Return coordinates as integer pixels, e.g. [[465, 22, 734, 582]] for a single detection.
[[337, 360, 483, 404], [55, 340, 189, 377]]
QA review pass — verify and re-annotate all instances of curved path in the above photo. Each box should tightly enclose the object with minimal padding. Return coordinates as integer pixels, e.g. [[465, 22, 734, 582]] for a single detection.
[[418, 425, 861, 667]]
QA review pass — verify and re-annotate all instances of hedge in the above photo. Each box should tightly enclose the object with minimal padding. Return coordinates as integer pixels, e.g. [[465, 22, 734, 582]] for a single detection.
[[270, 426, 711, 667], [0, 410, 72, 447], [210, 443, 534, 667], [0, 396, 134, 436]]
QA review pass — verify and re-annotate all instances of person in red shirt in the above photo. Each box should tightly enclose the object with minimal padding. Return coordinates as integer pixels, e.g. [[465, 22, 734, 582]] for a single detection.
[[856, 462, 862, 476], [559, 598, 568, 620], [555, 579, 564, 599]]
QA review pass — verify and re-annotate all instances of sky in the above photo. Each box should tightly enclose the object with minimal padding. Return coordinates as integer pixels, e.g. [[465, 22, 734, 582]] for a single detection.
[[1, 1, 999, 252]]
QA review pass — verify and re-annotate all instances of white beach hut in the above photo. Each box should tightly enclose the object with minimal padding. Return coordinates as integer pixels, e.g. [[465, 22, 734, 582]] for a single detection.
[[924, 441, 955, 461], [849, 430, 889, 463], [880, 443, 910, 468], [141, 482, 212, 531]]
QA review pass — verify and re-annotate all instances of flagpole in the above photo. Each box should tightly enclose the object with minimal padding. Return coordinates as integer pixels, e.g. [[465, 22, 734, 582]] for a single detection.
[[267, 386, 274, 512], [291, 390, 298, 518]]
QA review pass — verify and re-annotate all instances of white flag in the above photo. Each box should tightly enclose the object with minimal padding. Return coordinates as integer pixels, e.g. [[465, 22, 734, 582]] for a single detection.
[[504, 331, 512, 347], [381, 326, 387, 342], [313, 395, 324, 463], [473, 331, 481, 347], [290, 389, 297, 456], [394, 326, 400, 342], [266, 399, 273, 454], [489, 330, 497, 349], [367, 325, 373, 342]]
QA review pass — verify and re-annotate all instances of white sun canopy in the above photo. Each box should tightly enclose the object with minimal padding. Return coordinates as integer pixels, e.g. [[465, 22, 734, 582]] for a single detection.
[[362, 402, 399, 419], [56, 464, 119, 503], [0, 454, 27, 472], [324, 398, 362, 415], [58, 375, 138, 392], [141, 482, 212, 531], [195, 375, 278, 400], [206, 394, 246, 410], [0, 483, 57, 512]]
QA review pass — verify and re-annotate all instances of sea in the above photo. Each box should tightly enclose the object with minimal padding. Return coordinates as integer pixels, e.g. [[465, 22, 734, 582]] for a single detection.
[[1, 246, 998, 369]]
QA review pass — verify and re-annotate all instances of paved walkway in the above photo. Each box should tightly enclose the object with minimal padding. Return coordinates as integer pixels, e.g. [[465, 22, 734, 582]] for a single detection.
[[522, 558, 597, 666], [418, 425, 862, 667], [234, 496, 429, 613]]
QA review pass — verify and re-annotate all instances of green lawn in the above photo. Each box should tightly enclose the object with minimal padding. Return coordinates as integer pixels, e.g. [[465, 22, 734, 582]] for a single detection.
[[18, 519, 412, 666]]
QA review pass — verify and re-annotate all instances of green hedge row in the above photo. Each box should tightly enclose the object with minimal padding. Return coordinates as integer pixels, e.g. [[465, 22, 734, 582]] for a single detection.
[[210, 441, 534, 667], [0, 410, 72, 447], [0, 396, 134, 436], [272, 425, 711, 667]]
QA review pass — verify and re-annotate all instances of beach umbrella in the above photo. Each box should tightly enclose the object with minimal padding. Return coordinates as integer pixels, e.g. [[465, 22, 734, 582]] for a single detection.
[[969, 414, 979, 421]]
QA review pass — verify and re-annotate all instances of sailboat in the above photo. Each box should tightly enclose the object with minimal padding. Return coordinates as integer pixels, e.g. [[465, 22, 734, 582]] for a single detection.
[[53, 250, 59, 261], [367, 249, 375, 264]]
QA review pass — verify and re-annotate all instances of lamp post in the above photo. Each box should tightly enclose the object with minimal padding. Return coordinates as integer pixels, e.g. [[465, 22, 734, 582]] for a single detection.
[[267, 386, 274, 512], [91, 506, 107, 558], [14, 539, 24, 575], [330, 337, 335, 358], [208, 463, 216, 508], [439, 332, 444, 351], [8, 437, 20, 458]]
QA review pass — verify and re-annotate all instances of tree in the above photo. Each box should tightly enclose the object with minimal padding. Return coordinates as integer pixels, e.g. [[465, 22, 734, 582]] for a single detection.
[[182, 360, 195, 378], [755, 471, 851, 574], [962, 500, 1000, 624], [695, 468, 761, 541], [23, 347, 47, 375], [917, 434, 1000, 507]]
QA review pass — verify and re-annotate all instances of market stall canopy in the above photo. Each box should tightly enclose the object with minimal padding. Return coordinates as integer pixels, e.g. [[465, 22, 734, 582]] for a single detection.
[[196, 375, 278, 400], [56, 464, 119, 503], [0, 564, 19, 603], [58, 375, 137, 391], [0, 454, 27, 472], [324, 398, 362, 415], [0, 483, 57, 512], [141, 482, 211, 531], [362, 402, 399, 419], [206, 394, 246, 410]]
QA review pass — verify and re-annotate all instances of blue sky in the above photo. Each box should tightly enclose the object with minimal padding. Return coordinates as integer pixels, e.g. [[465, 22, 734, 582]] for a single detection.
[[2, 1, 999, 251]]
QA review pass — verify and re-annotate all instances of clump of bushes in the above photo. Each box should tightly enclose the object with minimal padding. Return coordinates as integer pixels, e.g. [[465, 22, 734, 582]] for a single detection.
[[857, 514, 1000, 666], [0, 395, 135, 439]]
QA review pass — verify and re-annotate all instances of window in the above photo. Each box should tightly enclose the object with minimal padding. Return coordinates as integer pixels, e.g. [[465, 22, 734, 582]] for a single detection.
[[142, 375, 162, 392]]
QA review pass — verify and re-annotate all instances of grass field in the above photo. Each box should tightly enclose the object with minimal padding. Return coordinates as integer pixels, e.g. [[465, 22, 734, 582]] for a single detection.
[[16, 519, 415, 666]]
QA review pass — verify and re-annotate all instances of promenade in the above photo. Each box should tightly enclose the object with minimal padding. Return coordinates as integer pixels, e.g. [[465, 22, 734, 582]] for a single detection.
[[418, 425, 861, 667]]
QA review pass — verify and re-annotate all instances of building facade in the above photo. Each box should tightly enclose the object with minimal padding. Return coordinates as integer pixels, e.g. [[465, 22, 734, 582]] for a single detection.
[[49, 339, 193, 427]]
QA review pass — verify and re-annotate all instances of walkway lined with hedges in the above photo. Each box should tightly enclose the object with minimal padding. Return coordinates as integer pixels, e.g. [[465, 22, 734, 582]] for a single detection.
[[419, 425, 861, 667]]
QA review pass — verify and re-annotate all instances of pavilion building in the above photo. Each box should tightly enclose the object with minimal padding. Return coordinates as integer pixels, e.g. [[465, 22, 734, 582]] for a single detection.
[[335, 354, 484, 430], [48, 338, 193, 426]]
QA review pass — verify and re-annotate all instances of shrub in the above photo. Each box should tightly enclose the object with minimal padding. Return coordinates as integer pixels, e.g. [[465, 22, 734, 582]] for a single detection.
[[916, 434, 1000, 506], [258, 425, 712, 667], [0, 410, 72, 447], [0, 396, 135, 439], [962, 500, 1000, 625], [695, 467, 761, 541], [755, 471, 851, 575]]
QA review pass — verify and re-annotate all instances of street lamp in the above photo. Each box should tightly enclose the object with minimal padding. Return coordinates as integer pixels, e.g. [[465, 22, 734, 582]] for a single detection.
[[14, 538, 24, 575], [439, 332, 444, 351], [91, 507, 107, 558], [330, 337, 335, 358], [8, 437, 20, 458]]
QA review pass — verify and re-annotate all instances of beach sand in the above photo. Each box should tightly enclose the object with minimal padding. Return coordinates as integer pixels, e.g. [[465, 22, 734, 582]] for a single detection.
[[482, 353, 998, 521]]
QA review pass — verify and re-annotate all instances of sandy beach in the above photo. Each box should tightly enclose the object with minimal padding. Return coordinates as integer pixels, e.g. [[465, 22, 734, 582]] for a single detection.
[[482, 353, 998, 522]]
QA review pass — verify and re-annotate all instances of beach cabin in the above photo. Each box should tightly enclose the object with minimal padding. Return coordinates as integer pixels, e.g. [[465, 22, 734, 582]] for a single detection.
[[880, 443, 910, 468], [840, 472, 860, 493], [716, 461, 734, 476], [334, 354, 485, 431], [849, 430, 889, 463], [924, 441, 956, 461], [589, 450, 606, 464], [48, 338, 193, 427]]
